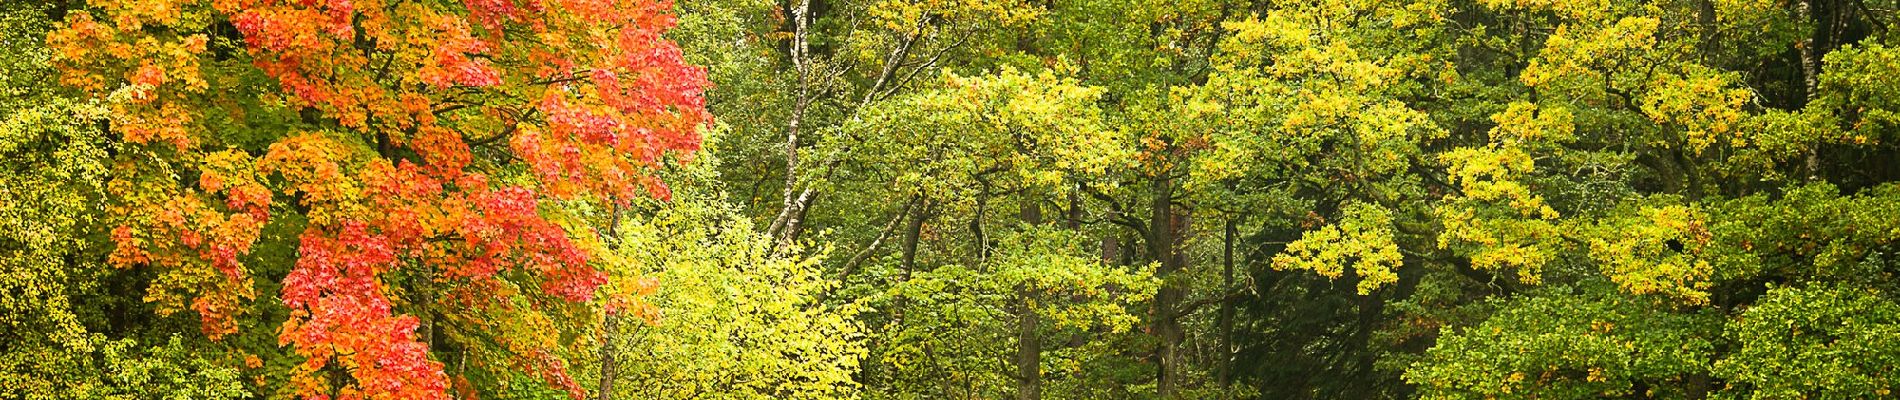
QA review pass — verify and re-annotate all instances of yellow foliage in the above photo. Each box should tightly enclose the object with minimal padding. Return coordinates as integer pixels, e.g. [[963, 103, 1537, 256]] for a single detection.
[[1589, 205, 1715, 304], [1273, 203, 1404, 294]]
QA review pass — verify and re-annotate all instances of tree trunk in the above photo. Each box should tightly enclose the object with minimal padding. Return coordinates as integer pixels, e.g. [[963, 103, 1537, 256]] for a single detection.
[[1014, 197, 1044, 400], [596, 204, 626, 400], [902, 199, 928, 275], [1014, 287, 1042, 400], [1696, 0, 1718, 57], [1148, 175, 1185, 398], [595, 313, 620, 400], [1796, 0, 1823, 180], [1215, 219, 1237, 397], [1066, 186, 1082, 230], [768, 0, 813, 242], [972, 191, 990, 262], [1021, 195, 1043, 228], [1794, 0, 1865, 181], [838, 196, 919, 280]]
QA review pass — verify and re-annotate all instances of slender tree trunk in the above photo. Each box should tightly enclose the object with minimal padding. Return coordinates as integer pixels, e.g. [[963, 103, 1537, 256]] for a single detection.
[[769, 12, 928, 245], [595, 204, 626, 400], [972, 191, 990, 263], [1696, 0, 1718, 57], [1795, 0, 1864, 180], [1066, 186, 1081, 230], [1014, 289, 1042, 400], [1102, 208, 1121, 264], [1797, 0, 1819, 100], [1021, 195, 1043, 228], [788, 192, 818, 240], [1215, 219, 1237, 397], [1345, 289, 1386, 397], [1014, 198, 1043, 400], [769, 0, 813, 242], [595, 313, 620, 400], [1796, 0, 1823, 180], [901, 199, 928, 275], [786, 0, 811, 204], [891, 199, 929, 365], [1149, 175, 1185, 398]]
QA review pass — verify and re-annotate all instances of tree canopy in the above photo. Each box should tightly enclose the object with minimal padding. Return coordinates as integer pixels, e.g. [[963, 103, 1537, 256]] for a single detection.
[[6, 0, 1900, 398]]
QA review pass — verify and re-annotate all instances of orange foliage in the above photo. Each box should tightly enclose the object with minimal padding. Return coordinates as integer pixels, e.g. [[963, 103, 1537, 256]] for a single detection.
[[50, 0, 709, 397]]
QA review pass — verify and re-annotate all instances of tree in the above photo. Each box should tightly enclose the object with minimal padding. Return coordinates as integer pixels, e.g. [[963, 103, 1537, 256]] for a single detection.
[[39, 0, 711, 397], [874, 227, 1158, 399], [593, 183, 867, 399], [829, 67, 1143, 398], [1384, 0, 1900, 397]]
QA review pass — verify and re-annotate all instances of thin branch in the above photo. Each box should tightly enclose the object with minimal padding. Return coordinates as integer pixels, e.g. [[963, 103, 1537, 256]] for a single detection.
[[1080, 182, 1150, 238], [835, 195, 919, 281]]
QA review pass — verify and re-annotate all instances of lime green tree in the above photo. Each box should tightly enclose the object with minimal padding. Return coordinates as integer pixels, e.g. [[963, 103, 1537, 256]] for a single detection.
[[595, 192, 867, 399]]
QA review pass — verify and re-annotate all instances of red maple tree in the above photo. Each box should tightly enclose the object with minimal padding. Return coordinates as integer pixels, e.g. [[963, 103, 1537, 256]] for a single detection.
[[50, 0, 709, 398]]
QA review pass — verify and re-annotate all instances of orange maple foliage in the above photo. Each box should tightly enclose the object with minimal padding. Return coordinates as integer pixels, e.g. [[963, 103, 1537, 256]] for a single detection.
[[50, 0, 708, 398]]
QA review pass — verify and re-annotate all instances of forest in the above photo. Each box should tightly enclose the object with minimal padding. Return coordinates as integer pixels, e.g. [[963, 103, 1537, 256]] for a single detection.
[[3, 0, 1900, 398]]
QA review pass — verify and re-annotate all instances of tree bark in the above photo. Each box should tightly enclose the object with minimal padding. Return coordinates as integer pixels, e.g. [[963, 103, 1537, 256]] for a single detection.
[[1696, 0, 1718, 57], [1794, 0, 1866, 181], [595, 313, 620, 400], [972, 191, 990, 262], [768, 15, 935, 244], [1796, 0, 1823, 180], [1066, 186, 1082, 230], [901, 199, 928, 274], [1149, 175, 1185, 398], [595, 203, 626, 400], [768, 0, 813, 243], [1014, 287, 1042, 400], [1021, 195, 1043, 228], [1014, 197, 1043, 400], [1215, 218, 1237, 397]]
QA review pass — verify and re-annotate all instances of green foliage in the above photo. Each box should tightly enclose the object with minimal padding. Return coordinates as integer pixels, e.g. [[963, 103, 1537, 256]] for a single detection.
[[0, 4, 242, 399], [1715, 284, 1900, 398], [0, 95, 110, 362], [1407, 284, 1719, 399], [1817, 43, 1900, 139], [1707, 182, 1900, 283], [3, 335, 249, 400], [873, 227, 1157, 399]]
